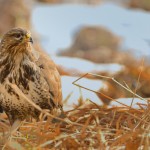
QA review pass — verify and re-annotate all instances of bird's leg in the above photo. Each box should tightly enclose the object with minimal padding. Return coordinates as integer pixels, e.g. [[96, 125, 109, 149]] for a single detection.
[[2, 119, 22, 149], [9, 119, 22, 135], [6, 119, 22, 140], [5, 114, 22, 136]]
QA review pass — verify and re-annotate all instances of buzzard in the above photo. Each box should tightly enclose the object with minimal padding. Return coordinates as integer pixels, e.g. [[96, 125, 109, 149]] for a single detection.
[[0, 28, 63, 127]]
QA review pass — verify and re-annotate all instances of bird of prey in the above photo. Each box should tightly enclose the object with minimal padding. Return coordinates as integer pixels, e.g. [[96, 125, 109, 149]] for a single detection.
[[0, 28, 63, 127]]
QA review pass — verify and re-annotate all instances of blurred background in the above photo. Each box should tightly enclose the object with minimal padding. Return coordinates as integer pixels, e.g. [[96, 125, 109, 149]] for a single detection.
[[1, 0, 150, 108]]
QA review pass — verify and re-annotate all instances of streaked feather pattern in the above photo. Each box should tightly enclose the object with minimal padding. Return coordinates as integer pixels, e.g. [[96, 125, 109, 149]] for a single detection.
[[0, 28, 62, 125]]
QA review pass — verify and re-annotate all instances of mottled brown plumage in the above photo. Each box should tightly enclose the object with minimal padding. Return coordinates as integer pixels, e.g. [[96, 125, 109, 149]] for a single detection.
[[0, 28, 63, 125]]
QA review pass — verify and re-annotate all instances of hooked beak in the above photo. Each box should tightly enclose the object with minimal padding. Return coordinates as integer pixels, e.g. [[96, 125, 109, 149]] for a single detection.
[[25, 32, 33, 44], [29, 37, 33, 44]]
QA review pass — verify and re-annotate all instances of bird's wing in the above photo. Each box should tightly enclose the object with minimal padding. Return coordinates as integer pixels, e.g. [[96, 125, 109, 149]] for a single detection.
[[0, 106, 3, 113], [33, 48, 62, 108], [6, 82, 43, 112], [0, 94, 3, 113]]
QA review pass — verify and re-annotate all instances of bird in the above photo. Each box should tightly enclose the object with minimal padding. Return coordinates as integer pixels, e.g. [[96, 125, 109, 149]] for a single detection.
[[0, 28, 63, 128]]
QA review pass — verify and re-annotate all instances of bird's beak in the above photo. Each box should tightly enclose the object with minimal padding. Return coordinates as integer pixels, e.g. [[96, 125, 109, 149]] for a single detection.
[[29, 37, 33, 44], [25, 32, 33, 44]]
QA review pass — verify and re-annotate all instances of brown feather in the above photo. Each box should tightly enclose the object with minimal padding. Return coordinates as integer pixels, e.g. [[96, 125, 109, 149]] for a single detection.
[[0, 28, 63, 125]]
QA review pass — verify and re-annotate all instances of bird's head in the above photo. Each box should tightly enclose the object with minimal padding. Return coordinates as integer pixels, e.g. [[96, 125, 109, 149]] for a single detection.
[[1, 28, 33, 54]]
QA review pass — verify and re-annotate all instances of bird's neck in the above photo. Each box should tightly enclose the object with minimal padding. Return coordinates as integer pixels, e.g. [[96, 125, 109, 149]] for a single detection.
[[0, 44, 38, 83], [0, 44, 36, 66]]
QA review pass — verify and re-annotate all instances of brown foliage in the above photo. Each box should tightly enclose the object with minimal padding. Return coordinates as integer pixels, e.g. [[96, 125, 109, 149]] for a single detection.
[[130, 0, 150, 11], [0, 101, 150, 149], [98, 64, 150, 104]]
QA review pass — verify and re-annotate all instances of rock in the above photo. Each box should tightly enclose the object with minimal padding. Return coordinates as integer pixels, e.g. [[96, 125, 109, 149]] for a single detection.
[[59, 26, 137, 65], [71, 27, 120, 51]]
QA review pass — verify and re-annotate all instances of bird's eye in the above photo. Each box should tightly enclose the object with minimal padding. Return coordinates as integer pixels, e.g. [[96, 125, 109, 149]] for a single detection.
[[14, 34, 22, 40]]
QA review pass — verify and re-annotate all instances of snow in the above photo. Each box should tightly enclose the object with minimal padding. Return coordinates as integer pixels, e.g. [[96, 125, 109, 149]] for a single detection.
[[31, 2, 149, 109], [109, 98, 148, 109], [61, 76, 148, 110], [52, 56, 124, 75], [61, 76, 104, 110], [32, 3, 150, 58]]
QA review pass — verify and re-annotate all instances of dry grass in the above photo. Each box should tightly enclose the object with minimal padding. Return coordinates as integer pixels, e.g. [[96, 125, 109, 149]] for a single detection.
[[0, 101, 150, 149], [0, 71, 150, 149]]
